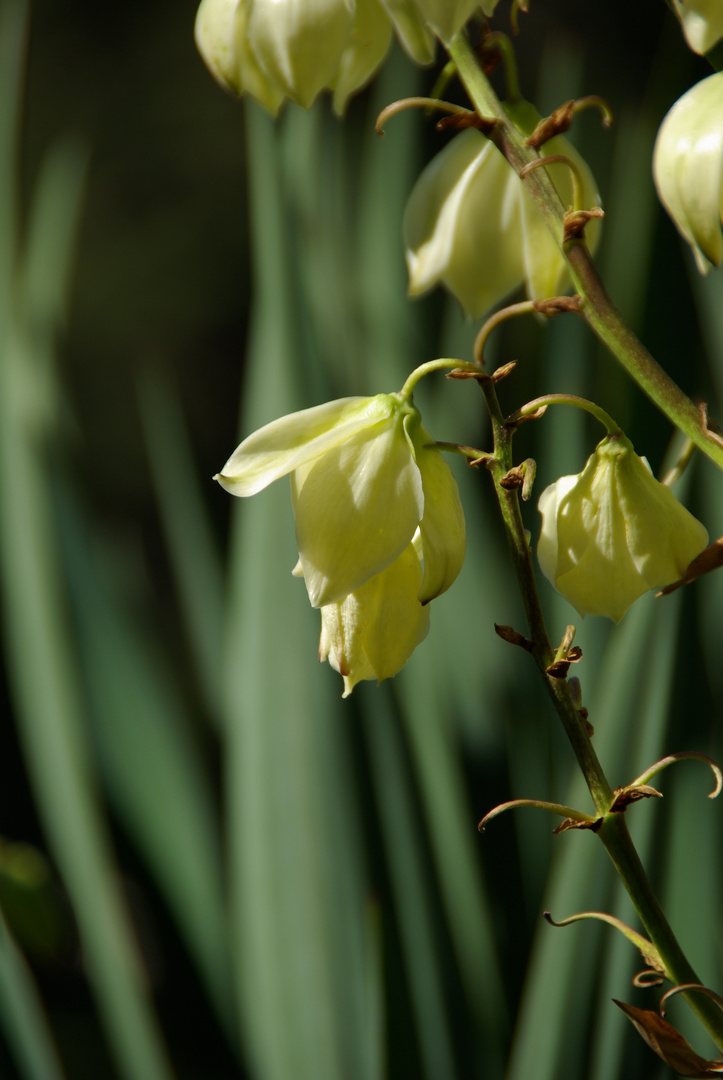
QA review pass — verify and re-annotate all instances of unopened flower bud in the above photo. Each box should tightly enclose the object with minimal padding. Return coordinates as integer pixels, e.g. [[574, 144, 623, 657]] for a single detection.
[[404, 100, 601, 319], [537, 433, 709, 622], [653, 71, 723, 273]]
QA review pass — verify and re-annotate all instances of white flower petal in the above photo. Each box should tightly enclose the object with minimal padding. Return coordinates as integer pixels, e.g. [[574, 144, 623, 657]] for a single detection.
[[410, 426, 466, 602], [246, 0, 354, 109], [215, 396, 391, 496], [654, 73, 723, 271], [293, 416, 424, 606], [379, 0, 436, 63], [330, 0, 392, 115]]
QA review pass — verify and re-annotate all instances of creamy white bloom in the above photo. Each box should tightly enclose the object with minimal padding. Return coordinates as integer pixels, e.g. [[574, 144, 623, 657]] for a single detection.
[[195, 0, 392, 115], [671, 0, 723, 55], [404, 100, 601, 319], [653, 71, 723, 273], [537, 433, 709, 622], [310, 541, 430, 695], [215, 393, 465, 609]]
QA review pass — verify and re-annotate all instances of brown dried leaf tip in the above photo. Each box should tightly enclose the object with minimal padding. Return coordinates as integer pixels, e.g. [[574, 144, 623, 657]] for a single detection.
[[614, 1001, 723, 1077], [609, 784, 663, 813], [553, 815, 601, 834], [494, 623, 534, 652], [437, 112, 497, 134], [563, 206, 604, 243], [533, 295, 582, 316], [525, 100, 575, 148]]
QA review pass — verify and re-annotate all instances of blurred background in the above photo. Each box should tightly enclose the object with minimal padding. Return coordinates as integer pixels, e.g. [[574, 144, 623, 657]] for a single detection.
[[1, 0, 722, 1077]]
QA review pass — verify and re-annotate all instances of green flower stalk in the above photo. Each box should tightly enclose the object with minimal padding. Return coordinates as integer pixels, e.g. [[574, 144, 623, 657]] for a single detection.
[[195, 0, 392, 115], [215, 392, 465, 687], [653, 71, 723, 272], [537, 433, 709, 622], [404, 101, 601, 319]]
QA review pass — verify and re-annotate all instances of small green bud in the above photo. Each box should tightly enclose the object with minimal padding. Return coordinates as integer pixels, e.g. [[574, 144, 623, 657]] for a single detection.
[[653, 72, 723, 273], [537, 434, 709, 622], [403, 101, 601, 319]]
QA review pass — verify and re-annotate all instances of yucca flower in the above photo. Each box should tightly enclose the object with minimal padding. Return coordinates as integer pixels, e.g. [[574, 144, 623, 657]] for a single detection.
[[537, 433, 709, 622], [404, 100, 601, 319], [216, 392, 465, 606], [216, 391, 464, 692], [653, 71, 723, 272], [671, 0, 723, 55], [195, 0, 392, 115]]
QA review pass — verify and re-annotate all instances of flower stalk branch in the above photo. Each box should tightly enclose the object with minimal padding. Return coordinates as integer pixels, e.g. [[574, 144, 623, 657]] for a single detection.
[[448, 32, 723, 474], [476, 371, 723, 1052]]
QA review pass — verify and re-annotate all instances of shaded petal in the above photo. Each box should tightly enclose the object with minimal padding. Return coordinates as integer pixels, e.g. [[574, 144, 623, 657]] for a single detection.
[[615, 451, 709, 587], [215, 396, 391, 496], [319, 542, 430, 696], [358, 543, 430, 681], [379, 0, 436, 63], [247, 0, 354, 109], [654, 73, 723, 271], [404, 129, 524, 318], [411, 425, 466, 602], [330, 0, 392, 115], [412, 0, 481, 44], [293, 417, 424, 606]]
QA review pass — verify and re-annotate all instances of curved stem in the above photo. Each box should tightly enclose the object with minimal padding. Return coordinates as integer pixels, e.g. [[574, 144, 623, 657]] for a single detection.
[[399, 357, 478, 399], [508, 393, 620, 435], [448, 33, 723, 474], [375, 96, 474, 135], [474, 300, 537, 366]]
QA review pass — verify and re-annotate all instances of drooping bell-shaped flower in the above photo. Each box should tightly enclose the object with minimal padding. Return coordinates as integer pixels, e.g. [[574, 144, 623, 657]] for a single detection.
[[404, 100, 601, 319], [195, 0, 392, 115], [670, 0, 723, 55], [308, 540, 431, 695], [537, 433, 709, 622], [215, 393, 466, 610], [653, 71, 723, 273]]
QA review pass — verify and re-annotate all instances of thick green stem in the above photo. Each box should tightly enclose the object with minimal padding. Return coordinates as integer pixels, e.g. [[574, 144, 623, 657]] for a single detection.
[[448, 33, 723, 474]]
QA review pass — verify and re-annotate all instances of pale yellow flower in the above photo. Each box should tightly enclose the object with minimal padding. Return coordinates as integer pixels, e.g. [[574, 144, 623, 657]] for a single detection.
[[404, 100, 601, 319], [215, 393, 465, 609], [537, 433, 709, 622], [653, 72, 723, 272], [195, 0, 392, 115]]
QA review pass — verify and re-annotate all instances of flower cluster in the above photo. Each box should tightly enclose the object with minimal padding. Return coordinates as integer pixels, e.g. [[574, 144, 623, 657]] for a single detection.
[[537, 433, 709, 622], [216, 393, 465, 695], [653, 71, 723, 273], [195, 0, 499, 115], [404, 100, 601, 318]]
